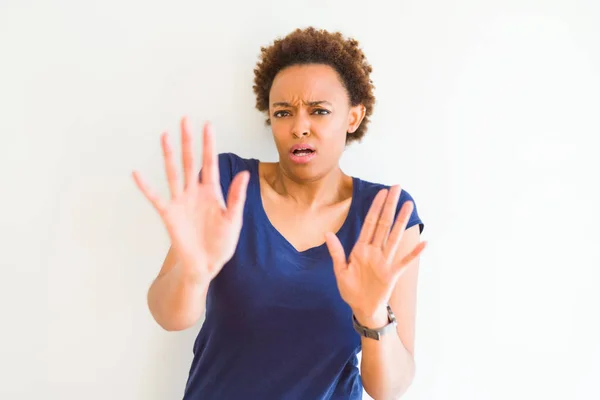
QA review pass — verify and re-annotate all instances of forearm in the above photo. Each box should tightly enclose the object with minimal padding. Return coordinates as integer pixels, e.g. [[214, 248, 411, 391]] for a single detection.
[[356, 308, 415, 400], [147, 262, 211, 331]]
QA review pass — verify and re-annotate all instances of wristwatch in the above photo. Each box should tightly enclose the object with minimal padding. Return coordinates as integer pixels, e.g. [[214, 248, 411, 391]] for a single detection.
[[352, 305, 397, 340]]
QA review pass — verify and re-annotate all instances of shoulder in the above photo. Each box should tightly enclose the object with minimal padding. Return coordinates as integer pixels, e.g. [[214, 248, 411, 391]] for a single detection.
[[354, 177, 425, 234], [208, 153, 258, 200], [215, 152, 257, 178]]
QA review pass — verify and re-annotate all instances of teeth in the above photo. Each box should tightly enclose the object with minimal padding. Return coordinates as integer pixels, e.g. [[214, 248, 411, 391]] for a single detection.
[[293, 149, 313, 156]]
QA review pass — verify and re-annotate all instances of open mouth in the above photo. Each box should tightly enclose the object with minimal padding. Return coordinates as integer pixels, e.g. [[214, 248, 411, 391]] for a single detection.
[[292, 148, 315, 156], [289, 144, 316, 163]]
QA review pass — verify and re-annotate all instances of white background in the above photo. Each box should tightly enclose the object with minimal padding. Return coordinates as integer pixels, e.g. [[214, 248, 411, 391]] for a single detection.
[[1, 0, 599, 399]]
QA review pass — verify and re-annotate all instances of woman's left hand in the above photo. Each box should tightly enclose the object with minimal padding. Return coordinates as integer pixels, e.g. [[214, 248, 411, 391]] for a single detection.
[[325, 185, 427, 324]]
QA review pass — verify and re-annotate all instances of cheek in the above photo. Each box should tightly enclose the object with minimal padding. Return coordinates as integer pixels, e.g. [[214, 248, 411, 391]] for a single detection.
[[315, 115, 349, 142], [270, 123, 290, 150]]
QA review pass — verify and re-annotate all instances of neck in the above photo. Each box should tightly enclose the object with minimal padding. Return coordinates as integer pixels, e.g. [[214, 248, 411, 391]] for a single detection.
[[270, 164, 350, 209]]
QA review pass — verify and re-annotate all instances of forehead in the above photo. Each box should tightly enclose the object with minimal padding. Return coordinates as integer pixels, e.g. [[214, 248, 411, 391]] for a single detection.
[[269, 64, 348, 104]]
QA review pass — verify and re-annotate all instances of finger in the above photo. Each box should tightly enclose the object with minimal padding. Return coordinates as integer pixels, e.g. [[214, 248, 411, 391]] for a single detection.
[[394, 241, 427, 277], [225, 171, 250, 223], [357, 189, 388, 244], [132, 170, 166, 213], [181, 116, 195, 190], [201, 122, 222, 199], [383, 200, 414, 262], [324, 232, 348, 276], [161, 132, 181, 198], [372, 185, 401, 248]]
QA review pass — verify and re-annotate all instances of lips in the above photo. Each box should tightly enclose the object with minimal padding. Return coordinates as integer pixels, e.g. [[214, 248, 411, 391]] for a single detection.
[[290, 143, 315, 155], [289, 143, 316, 164]]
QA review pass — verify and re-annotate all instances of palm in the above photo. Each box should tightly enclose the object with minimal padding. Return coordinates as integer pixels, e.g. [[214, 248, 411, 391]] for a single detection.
[[161, 184, 239, 275], [338, 245, 393, 311], [325, 187, 427, 316], [133, 117, 249, 280]]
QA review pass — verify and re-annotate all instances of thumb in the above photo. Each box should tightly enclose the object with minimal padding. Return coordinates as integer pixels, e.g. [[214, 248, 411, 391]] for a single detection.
[[324, 232, 347, 276], [225, 171, 250, 223]]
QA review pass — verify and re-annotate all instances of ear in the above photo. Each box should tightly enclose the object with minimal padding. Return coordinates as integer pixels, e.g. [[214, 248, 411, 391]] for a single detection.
[[347, 104, 366, 134]]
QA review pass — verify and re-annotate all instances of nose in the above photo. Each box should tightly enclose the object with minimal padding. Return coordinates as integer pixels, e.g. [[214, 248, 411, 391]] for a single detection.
[[293, 130, 310, 138], [291, 113, 311, 138]]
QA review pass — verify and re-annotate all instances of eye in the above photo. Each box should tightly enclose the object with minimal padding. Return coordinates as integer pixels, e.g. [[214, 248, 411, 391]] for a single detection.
[[273, 110, 290, 118], [312, 109, 330, 116]]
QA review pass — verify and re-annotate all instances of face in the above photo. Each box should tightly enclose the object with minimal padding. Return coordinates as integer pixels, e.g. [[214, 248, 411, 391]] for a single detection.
[[268, 63, 365, 181]]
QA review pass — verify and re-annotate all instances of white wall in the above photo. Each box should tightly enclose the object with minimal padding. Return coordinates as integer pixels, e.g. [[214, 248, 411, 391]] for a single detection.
[[1, 0, 599, 399]]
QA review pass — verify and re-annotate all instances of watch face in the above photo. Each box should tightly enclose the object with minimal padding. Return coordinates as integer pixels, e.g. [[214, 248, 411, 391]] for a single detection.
[[387, 304, 397, 323]]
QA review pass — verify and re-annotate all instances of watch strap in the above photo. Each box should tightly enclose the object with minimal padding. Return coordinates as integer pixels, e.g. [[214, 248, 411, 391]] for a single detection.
[[352, 305, 397, 340]]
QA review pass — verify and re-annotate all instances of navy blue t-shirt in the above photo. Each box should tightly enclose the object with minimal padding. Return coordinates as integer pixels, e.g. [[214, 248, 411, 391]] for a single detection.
[[183, 153, 424, 399]]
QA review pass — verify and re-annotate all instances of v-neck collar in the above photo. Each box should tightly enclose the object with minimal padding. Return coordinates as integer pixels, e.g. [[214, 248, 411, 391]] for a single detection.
[[250, 158, 358, 256]]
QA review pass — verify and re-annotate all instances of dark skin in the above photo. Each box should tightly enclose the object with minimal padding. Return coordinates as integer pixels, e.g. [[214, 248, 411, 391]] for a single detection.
[[259, 63, 365, 252], [135, 62, 426, 399], [260, 63, 427, 398]]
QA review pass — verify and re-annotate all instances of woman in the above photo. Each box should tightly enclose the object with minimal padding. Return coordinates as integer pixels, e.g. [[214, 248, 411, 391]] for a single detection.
[[133, 27, 426, 400]]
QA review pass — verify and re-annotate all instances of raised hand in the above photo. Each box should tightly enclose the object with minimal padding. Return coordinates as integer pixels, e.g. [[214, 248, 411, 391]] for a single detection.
[[132, 117, 249, 283], [325, 186, 427, 319]]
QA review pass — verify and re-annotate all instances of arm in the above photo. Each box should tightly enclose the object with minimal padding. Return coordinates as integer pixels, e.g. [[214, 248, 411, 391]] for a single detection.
[[147, 246, 213, 331], [133, 118, 248, 332], [358, 225, 421, 399]]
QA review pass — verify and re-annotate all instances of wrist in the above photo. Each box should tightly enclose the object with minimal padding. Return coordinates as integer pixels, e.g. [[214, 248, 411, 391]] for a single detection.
[[353, 305, 389, 329], [174, 261, 213, 288]]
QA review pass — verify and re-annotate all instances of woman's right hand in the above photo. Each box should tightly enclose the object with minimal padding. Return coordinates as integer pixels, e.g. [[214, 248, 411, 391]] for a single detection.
[[132, 117, 250, 284]]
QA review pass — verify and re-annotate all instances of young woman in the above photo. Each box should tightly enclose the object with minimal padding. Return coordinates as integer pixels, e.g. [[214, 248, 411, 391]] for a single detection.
[[133, 27, 426, 400]]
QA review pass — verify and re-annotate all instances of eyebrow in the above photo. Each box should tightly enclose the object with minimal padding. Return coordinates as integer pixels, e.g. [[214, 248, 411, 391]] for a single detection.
[[272, 100, 332, 108]]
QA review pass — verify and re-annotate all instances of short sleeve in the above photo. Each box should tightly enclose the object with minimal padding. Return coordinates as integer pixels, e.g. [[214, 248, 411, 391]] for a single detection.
[[360, 183, 425, 235], [397, 189, 425, 234]]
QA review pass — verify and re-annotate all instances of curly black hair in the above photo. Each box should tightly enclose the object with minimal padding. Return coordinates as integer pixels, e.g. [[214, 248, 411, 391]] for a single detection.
[[253, 27, 375, 144]]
